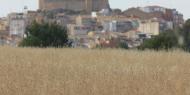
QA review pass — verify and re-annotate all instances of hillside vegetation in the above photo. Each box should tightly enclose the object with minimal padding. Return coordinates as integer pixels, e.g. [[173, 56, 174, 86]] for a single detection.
[[0, 47, 190, 95]]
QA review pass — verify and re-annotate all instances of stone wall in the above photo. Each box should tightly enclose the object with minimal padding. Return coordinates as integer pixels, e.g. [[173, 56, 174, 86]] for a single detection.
[[39, 0, 109, 12]]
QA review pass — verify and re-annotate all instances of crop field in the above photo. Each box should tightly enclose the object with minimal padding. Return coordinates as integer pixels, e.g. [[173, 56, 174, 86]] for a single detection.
[[0, 47, 190, 95]]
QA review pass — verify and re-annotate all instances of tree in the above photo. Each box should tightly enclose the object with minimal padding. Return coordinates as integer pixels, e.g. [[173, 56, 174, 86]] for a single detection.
[[20, 21, 68, 48], [182, 19, 190, 50], [119, 41, 129, 49], [139, 30, 179, 50]]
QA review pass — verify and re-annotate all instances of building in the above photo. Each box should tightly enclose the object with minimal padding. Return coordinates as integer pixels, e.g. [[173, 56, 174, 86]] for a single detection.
[[0, 18, 8, 31], [97, 15, 132, 22], [76, 15, 97, 26], [102, 19, 139, 33], [25, 11, 38, 25], [171, 9, 184, 27], [139, 6, 166, 13], [8, 13, 26, 38], [138, 19, 160, 36], [39, 0, 110, 13], [124, 6, 184, 29], [67, 24, 91, 36], [0, 18, 9, 45], [55, 13, 75, 26]]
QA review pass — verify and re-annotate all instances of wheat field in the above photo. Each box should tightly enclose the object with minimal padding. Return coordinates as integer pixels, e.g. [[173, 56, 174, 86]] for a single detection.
[[0, 47, 190, 95]]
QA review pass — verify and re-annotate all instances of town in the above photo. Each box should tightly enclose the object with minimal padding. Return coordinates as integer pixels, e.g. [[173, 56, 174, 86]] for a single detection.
[[0, 0, 184, 48]]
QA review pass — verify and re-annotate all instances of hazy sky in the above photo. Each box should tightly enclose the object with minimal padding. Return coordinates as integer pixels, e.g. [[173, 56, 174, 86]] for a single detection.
[[0, 0, 189, 19]]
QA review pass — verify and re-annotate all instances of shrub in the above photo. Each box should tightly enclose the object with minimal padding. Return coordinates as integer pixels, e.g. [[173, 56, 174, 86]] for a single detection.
[[20, 22, 68, 48]]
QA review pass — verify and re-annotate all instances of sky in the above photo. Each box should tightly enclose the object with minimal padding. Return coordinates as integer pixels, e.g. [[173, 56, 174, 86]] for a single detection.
[[0, 0, 189, 19]]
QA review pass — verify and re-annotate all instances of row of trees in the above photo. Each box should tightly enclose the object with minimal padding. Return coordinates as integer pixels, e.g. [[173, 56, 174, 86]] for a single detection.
[[139, 19, 190, 51]]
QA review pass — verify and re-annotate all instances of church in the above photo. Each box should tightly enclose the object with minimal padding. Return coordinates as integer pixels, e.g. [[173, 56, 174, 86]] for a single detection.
[[39, 0, 110, 12]]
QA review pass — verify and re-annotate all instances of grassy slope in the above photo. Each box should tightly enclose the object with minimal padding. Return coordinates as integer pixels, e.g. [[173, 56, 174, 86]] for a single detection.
[[0, 47, 190, 95]]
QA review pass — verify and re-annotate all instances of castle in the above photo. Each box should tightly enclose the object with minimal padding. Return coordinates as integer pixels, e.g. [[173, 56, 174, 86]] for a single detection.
[[39, 0, 110, 12]]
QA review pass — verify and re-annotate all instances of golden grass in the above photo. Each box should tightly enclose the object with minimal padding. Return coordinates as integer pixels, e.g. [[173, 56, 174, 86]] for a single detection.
[[0, 47, 190, 95]]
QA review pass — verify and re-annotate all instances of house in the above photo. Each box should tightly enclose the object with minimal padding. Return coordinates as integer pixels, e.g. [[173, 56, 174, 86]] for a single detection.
[[8, 13, 26, 38], [67, 24, 91, 36], [138, 19, 160, 36], [0, 18, 8, 31], [76, 15, 97, 27], [102, 20, 139, 33]]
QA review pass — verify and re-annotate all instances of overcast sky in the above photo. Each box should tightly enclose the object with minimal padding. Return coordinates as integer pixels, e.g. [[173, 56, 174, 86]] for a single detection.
[[0, 0, 189, 19]]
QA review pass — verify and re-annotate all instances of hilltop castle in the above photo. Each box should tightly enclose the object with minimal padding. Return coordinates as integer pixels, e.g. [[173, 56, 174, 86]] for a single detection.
[[39, 0, 110, 12]]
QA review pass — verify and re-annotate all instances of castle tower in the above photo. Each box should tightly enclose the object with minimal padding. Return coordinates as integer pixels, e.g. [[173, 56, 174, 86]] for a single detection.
[[39, 0, 44, 10]]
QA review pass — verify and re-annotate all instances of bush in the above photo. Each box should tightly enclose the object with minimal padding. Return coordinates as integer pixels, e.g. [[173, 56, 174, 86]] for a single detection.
[[139, 30, 179, 50], [20, 22, 68, 48], [182, 19, 190, 50], [119, 41, 129, 49]]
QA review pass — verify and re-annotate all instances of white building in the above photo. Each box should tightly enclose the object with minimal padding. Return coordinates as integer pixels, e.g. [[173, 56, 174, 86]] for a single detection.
[[139, 6, 166, 13], [102, 20, 136, 33], [102, 21, 117, 32], [8, 13, 26, 38], [138, 20, 160, 36], [67, 24, 91, 36]]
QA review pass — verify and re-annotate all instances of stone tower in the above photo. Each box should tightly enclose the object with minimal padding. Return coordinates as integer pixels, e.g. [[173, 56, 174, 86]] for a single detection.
[[39, 0, 110, 12]]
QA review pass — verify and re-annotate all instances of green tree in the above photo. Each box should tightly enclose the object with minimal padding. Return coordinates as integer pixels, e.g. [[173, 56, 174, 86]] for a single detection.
[[20, 22, 68, 47], [139, 30, 179, 50], [182, 19, 190, 50], [119, 41, 129, 49]]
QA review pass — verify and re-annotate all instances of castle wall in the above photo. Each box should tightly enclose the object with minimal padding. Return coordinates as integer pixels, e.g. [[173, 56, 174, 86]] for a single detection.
[[39, 0, 109, 12]]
